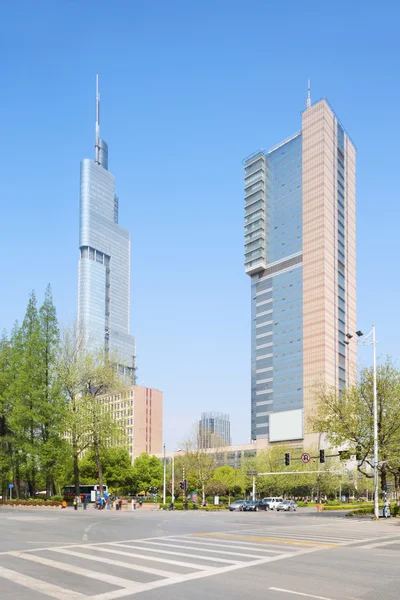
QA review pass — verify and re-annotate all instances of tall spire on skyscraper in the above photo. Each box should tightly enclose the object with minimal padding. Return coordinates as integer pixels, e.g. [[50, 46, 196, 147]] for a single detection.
[[95, 74, 100, 164], [307, 78, 311, 109]]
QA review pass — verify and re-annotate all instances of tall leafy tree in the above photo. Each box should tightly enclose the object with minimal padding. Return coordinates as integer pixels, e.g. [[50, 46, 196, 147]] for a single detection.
[[37, 285, 65, 496], [10, 292, 42, 496], [56, 325, 126, 498], [131, 453, 163, 494], [311, 358, 400, 496], [0, 332, 13, 498]]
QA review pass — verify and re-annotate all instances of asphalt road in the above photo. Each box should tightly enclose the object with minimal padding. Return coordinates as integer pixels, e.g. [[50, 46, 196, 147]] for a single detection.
[[1, 506, 399, 600]]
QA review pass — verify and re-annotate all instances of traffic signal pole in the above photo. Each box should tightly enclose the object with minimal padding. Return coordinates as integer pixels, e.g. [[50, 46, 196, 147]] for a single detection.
[[182, 463, 185, 504]]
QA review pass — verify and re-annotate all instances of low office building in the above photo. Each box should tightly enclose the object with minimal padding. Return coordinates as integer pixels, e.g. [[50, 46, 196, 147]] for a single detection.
[[155, 438, 271, 470], [103, 385, 163, 459]]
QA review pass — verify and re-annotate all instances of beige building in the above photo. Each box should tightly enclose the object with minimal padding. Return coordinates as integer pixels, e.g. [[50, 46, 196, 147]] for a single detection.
[[104, 385, 163, 459], [244, 94, 356, 446]]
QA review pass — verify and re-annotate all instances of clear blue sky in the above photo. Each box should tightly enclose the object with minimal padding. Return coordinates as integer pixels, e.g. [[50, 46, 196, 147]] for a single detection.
[[1, 1, 399, 449]]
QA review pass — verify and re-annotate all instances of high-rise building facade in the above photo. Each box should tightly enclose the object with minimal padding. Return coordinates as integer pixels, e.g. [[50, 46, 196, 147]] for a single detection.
[[102, 385, 163, 459], [198, 412, 231, 448], [244, 97, 356, 443], [78, 76, 136, 379]]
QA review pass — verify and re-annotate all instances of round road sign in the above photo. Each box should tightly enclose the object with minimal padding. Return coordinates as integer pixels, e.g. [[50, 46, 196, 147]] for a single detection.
[[301, 452, 311, 464]]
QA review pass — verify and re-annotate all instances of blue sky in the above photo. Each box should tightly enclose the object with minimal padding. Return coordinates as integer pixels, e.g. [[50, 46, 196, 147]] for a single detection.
[[1, 1, 399, 449]]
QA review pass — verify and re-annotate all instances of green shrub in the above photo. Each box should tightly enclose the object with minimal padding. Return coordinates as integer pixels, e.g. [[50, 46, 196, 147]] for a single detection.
[[48, 495, 63, 502], [198, 505, 228, 511], [3, 499, 61, 506]]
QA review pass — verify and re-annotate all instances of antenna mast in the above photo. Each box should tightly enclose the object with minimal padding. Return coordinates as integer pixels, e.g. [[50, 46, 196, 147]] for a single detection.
[[95, 74, 100, 163], [307, 78, 311, 109]]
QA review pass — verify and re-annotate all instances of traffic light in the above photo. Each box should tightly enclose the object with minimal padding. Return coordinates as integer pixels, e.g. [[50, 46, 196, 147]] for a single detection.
[[319, 449, 325, 464], [149, 487, 158, 495], [284, 452, 290, 466], [179, 481, 184, 490]]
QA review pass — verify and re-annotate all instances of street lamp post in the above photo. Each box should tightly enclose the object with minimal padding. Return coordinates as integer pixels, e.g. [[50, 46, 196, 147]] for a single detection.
[[372, 325, 379, 521], [346, 325, 379, 520]]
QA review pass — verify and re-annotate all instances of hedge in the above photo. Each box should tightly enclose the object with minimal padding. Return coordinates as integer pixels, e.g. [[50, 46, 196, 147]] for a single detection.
[[2, 499, 61, 506], [350, 505, 400, 517]]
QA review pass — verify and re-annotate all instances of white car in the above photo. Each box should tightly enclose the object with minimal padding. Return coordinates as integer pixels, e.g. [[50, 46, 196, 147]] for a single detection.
[[277, 500, 298, 512], [263, 497, 283, 510]]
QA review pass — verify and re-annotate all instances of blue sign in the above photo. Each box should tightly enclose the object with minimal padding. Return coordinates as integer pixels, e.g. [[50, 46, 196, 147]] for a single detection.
[[8, 484, 14, 489]]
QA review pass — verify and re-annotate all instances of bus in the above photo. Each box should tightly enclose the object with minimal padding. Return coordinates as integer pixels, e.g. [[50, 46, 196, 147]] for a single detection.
[[62, 484, 108, 503]]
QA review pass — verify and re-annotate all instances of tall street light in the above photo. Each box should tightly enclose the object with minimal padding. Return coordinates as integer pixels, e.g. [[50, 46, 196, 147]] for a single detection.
[[346, 325, 379, 520]]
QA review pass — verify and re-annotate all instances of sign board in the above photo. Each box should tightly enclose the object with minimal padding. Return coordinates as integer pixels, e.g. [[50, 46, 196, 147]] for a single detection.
[[247, 470, 258, 476], [214, 496, 219, 505], [301, 452, 311, 464], [191, 492, 198, 503], [8, 484, 14, 489], [269, 408, 303, 442], [91, 490, 96, 502]]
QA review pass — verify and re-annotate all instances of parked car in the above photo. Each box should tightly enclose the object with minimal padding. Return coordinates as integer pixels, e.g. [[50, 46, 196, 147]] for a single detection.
[[277, 500, 298, 512], [242, 500, 260, 512], [229, 500, 246, 511], [263, 497, 283, 510]]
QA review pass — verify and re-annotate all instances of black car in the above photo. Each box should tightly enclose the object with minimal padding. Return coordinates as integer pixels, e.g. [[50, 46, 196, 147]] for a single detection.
[[242, 500, 269, 512]]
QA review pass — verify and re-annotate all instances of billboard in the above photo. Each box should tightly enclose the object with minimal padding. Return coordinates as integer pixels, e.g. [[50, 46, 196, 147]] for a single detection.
[[269, 408, 303, 442]]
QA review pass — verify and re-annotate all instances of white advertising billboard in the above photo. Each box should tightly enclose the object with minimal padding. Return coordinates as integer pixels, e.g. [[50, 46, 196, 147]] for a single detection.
[[269, 408, 303, 442]]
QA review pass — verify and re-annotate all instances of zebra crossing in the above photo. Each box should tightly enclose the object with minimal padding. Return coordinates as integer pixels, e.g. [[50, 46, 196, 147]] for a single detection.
[[2, 522, 400, 599]]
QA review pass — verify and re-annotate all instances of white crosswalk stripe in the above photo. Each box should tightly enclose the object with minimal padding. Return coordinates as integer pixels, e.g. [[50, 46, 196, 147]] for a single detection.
[[2, 524, 400, 600]]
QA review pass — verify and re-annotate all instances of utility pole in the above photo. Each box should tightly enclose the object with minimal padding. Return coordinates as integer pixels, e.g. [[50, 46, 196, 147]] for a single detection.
[[252, 476, 256, 502], [182, 463, 186, 504], [171, 454, 175, 505], [163, 444, 166, 506]]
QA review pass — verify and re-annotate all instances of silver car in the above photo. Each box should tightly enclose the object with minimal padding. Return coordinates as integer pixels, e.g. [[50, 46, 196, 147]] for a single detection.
[[277, 500, 297, 512], [229, 500, 246, 512]]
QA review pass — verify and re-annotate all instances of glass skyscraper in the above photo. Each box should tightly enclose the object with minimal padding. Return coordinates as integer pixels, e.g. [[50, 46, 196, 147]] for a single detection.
[[244, 97, 356, 444], [78, 76, 136, 379], [198, 412, 231, 449]]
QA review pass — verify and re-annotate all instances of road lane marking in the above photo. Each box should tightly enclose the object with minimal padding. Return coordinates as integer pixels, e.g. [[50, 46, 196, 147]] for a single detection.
[[358, 538, 400, 549], [8, 551, 139, 589], [177, 537, 285, 553], [83, 521, 100, 542], [86, 548, 321, 600], [83, 545, 211, 570], [193, 533, 337, 548], [238, 532, 356, 543], [107, 542, 242, 564], [50, 547, 174, 578], [0, 564, 85, 600], [138, 539, 264, 558], [269, 587, 336, 600]]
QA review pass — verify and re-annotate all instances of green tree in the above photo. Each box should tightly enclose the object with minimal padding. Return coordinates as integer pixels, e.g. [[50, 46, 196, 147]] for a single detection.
[[131, 453, 163, 494], [182, 433, 216, 503], [210, 466, 242, 501], [37, 285, 65, 496], [56, 325, 126, 498], [80, 447, 134, 494], [0, 332, 13, 498], [311, 359, 400, 496], [9, 292, 42, 496]]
